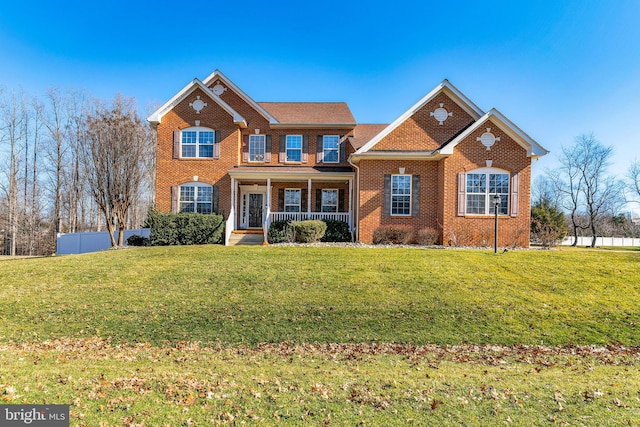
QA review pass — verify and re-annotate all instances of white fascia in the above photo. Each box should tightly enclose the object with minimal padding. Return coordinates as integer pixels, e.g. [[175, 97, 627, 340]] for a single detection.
[[147, 78, 247, 128], [203, 69, 279, 125], [438, 108, 549, 158], [354, 79, 485, 154]]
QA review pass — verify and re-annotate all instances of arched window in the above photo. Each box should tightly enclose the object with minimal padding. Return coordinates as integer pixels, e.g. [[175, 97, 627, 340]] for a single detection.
[[179, 183, 213, 213], [464, 168, 509, 215]]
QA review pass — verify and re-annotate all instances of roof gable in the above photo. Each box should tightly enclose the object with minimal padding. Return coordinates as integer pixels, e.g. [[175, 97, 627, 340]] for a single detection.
[[147, 78, 247, 127], [203, 70, 279, 125], [439, 108, 548, 158], [355, 79, 484, 153]]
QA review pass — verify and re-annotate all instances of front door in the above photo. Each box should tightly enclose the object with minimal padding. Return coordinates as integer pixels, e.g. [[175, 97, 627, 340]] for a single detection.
[[248, 193, 263, 228]]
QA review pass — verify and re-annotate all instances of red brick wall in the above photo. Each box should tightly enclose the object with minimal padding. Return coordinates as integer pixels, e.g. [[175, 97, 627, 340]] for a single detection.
[[155, 87, 239, 217], [440, 120, 532, 247], [356, 120, 533, 247], [357, 160, 440, 243], [372, 92, 476, 151]]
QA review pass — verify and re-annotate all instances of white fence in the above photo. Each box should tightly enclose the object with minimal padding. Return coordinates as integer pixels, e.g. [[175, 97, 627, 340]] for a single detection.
[[561, 236, 640, 247], [56, 228, 151, 255]]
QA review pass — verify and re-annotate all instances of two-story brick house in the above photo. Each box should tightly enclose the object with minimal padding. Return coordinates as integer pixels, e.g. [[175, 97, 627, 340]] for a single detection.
[[148, 70, 548, 246]]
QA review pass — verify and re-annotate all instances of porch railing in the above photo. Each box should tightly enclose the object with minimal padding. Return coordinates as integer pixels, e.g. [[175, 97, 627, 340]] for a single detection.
[[270, 211, 350, 225]]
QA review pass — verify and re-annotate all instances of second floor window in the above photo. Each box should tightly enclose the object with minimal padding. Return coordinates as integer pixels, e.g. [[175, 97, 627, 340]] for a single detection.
[[249, 135, 265, 162], [181, 129, 214, 158], [323, 135, 340, 163], [286, 135, 302, 162]]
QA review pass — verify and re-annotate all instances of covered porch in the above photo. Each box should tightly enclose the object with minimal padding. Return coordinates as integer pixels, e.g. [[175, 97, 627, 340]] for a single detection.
[[226, 167, 355, 245]]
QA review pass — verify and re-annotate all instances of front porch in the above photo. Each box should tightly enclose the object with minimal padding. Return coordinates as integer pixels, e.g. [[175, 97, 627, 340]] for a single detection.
[[226, 167, 355, 245]]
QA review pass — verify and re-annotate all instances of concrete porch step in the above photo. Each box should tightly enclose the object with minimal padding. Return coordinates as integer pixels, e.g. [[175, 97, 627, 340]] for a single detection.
[[228, 230, 265, 246]]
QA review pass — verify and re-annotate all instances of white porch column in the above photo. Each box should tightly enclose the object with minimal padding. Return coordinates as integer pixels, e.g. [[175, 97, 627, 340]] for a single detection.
[[266, 178, 272, 226], [307, 178, 312, 214], [232, 178, 238, 229], [348, 178, 353, 229]]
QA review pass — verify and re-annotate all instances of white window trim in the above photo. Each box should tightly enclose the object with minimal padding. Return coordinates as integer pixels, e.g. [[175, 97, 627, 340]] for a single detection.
[[284, 188, 301, 212], [464, 168, 510, 216], [321, 189, 338, 212], [181, 127, 215, 159], [391, 174, 412, 216], [249, 134, 266, 162], [179, 182, 213, 213], [323, 135, 340, 164], [286, 135, 303, 163]]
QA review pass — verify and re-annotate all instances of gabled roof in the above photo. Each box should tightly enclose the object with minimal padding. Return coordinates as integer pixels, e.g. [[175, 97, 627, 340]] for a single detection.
[[147, 78, 247, 127], [439, 108, 548, 158], [355, 79, 484, 154], [203, 69, 279, 124], [257, 102, 356, 128]]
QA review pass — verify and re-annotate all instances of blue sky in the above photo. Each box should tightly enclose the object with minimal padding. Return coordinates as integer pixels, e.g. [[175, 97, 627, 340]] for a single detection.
[[2, 0, 640, 186]]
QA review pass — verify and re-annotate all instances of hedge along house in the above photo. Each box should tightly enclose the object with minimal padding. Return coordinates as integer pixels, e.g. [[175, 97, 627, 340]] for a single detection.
[[148, 70, 548, 246]]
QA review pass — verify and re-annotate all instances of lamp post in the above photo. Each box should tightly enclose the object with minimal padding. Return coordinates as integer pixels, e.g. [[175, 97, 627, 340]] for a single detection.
[[493, 194, 501, 254]]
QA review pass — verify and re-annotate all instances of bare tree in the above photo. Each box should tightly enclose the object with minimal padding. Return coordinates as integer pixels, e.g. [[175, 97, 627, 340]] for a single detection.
[[83, 95, 152, 247], [549, 134, 623, 247]]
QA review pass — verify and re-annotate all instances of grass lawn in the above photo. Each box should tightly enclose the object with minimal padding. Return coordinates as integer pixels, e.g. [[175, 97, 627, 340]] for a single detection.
[[0, 245, 639, 425]]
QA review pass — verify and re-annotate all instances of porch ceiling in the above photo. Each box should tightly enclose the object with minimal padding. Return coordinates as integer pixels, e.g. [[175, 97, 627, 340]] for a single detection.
[[228, 166, 354, 181]]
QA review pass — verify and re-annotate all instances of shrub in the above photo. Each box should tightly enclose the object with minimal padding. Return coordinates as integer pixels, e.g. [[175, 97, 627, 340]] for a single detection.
[[415, 228, 438, 246], [267, 219, 294, 244], [531, 198, 567, 247], [372, 225, 414, 245], [291, 220, 327, 243], [144, 210, 224, 246], [126, 234, 150, 247], [320, 219, 352, 242]]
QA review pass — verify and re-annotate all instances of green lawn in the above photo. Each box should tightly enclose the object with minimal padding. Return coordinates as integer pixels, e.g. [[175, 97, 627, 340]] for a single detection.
[[1, 246, 639, 425], [0, 246, 638, 346]]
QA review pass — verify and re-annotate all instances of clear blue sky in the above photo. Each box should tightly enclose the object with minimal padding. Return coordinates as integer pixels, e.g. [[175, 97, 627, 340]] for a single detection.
[[2, 0, 640, 185]]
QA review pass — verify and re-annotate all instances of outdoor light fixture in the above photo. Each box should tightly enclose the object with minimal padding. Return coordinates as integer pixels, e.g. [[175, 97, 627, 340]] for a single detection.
[[493, 194, 501, 254]]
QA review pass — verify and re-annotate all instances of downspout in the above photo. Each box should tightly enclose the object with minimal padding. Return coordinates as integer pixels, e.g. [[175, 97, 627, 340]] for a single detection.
[[347, 154, 360, 242]]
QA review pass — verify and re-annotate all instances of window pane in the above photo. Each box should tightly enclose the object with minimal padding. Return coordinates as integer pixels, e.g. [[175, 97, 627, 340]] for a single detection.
[[322, 190, 338, 212], [286, 136, 302, 162], [199, 132, 214, 145], [489, 174, 509, 194], [467, 174, 486, 193], [182, 131, 197, 144], [198, 186, 212, 202], [199, 145, 213, 157], [249, 135, 265, 162], [180, 186, 194, 202], [467, 194, 485, 214], [391, 175, 411, 215], [284, 189, 301, 212], [323, 136, 339, 163]]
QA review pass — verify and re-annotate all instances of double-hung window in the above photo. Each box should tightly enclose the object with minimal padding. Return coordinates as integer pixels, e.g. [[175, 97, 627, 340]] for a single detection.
[[249, 135, 265, 162], [323, 135, 340, 163], [466, 171, 509, 215], [391, 175, 411, 216], [180, 184, 213, 214], [284, 189, 301, 212], [286, 135, 302, 162], [181, 128, 214, 158], [321, 189, 338, 212]]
